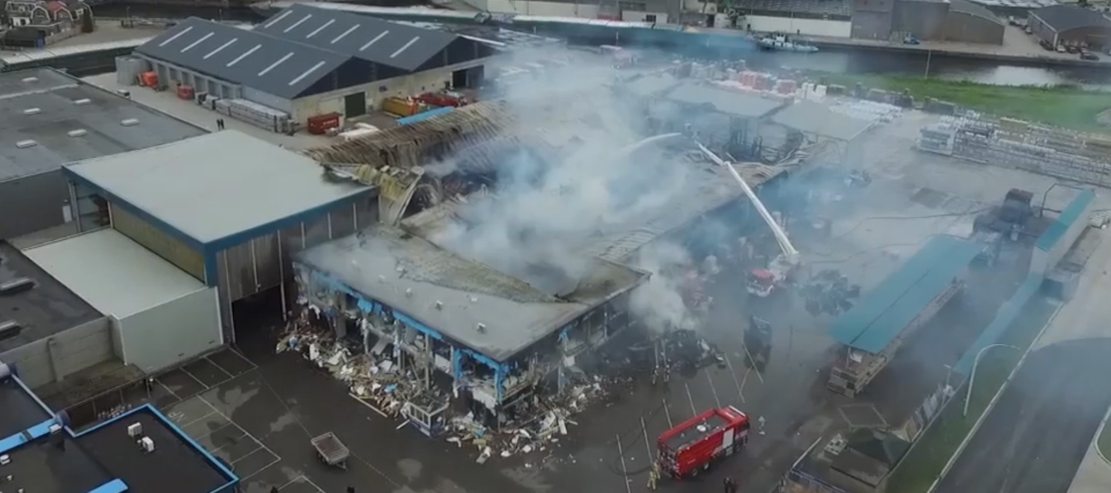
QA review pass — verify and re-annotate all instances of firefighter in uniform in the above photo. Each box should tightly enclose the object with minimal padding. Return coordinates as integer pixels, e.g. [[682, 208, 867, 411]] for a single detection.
[[648, 463, 660, 490]]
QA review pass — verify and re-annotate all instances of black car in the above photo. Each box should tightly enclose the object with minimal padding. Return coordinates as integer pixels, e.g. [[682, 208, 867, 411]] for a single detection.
[[1081, 51, 1100, 61]]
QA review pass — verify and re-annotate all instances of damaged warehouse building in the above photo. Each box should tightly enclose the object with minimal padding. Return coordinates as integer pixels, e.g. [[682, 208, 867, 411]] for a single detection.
[[282, 78, 841, 437]]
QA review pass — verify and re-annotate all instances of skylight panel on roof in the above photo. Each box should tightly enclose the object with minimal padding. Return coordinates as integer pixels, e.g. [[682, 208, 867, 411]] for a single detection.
[[181, 32, 214, 53], [332, 24, 360, 44], [284, 14, 313, 33], [259, 52, 294, 76], [158, 26, 194, 47], [227, 44, 261, 67], [307, 19, 335, 38], [289, 60, 328, 86], [360, 31, 389, 51], [391, 36, 421, 58], [263, 10, 293, 29], [204, 38, 237, 59]]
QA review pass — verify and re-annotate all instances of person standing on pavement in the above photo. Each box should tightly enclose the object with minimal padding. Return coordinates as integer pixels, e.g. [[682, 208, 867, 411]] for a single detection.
[[723, 476, 738, 493]]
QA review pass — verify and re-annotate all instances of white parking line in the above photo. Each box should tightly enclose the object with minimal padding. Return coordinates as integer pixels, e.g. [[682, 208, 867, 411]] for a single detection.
[[196, 395, 283, 481], [684, 383, 697, 416], [705, 371, 722, 408], [157, 380, 183, 401], [205, 355, 236, 379], [175, 367, 210, 392], [177, 410, 218, 430], [277, 476, 326, 492], [662, 398, 674, 428], [616, 434, 633, 493], [740, 343, 765, 384], [724, 354, 747, 404]]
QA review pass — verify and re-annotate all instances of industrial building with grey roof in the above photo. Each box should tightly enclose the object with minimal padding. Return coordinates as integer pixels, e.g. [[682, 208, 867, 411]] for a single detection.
[[134, 4, 495, 125], [0, 68, 205, 241]]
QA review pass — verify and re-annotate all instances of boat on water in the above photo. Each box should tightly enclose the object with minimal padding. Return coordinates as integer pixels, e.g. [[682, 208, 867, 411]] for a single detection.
[[757, 34, 819, 53]]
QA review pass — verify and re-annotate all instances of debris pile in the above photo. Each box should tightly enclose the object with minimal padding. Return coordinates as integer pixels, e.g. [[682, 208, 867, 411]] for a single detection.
[[276, 313, 613, 463], [800, 269, 860, 316]]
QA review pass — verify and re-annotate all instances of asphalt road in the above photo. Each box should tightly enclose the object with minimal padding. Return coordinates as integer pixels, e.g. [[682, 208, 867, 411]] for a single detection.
[[936, 339, 1111, 493]]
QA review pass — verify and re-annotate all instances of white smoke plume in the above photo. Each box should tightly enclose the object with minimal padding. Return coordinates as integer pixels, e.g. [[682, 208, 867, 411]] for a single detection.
[[424, 46, 702, 329]]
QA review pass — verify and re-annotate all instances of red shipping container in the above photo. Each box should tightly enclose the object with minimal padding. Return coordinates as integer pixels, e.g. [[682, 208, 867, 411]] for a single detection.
[[139, 71, 159, 88], [307, 112, 342, 135]]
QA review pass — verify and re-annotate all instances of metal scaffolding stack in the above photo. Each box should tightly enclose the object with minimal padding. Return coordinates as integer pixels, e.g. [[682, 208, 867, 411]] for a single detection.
[[918, 117, 1111, 187]]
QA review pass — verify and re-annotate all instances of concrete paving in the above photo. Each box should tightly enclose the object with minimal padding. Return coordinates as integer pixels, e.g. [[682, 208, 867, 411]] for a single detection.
[[1067, 407, 1111, 493], [935, 339, 1111, 493], [81, 73, 332, 150]]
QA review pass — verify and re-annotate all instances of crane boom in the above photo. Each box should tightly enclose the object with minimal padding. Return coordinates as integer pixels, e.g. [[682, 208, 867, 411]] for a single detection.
[[696, 143, 799, 259]]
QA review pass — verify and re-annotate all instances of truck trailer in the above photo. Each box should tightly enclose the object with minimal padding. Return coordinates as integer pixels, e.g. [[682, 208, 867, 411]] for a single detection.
[[657, 406, 750, 478]]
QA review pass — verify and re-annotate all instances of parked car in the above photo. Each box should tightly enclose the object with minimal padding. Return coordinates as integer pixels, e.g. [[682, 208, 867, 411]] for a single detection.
[[1081, 50, 1100, 61], [1057, 45, 1067, 53], [1041, 39, 1054, 51], [1066, 45, 1080, 54]]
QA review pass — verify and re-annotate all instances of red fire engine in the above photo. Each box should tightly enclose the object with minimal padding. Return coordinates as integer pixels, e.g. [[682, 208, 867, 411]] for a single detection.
[[657, 406, 750, 478]]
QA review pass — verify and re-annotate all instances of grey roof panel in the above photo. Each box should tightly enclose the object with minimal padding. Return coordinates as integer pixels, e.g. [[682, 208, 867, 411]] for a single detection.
[[770, 100, 873, 141], [666, 82, 785, 119], [1030, 5, 1111, 32], [256, 4, 458, 72], [137, 17, 348, 99]]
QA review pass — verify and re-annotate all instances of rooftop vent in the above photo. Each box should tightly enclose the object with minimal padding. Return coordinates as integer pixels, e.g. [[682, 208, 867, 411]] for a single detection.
[[0, 278, 35, 295], [23, 107, 41, 115], [469, 296, 478, 303], [378, 275, 386, 282], [434, 300, 443, 310], [16, 140, 38, 149], [405, 288, 413, 297], [0, 320, 22, 342], [67, 129, 88, 137], [120, 118, 140, 127], [73, 98, 92, 105], [476, 322, 487, 333], [22, 76, 38, 83]]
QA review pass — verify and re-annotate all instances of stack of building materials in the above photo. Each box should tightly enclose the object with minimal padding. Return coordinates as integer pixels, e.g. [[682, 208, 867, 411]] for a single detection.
[[214, 98, 293, 134], [921, 116, 1111, 186]]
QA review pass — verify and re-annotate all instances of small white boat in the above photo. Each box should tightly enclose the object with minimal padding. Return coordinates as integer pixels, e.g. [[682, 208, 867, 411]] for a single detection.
[[757, 34, 819, 53]]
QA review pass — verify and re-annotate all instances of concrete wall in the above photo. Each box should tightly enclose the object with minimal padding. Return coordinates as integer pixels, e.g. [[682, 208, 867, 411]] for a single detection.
[[0, 170, 68, 240], [111, 204, 206, 282], [115, 288, 221, 373], [0, 317, 114, 388], [289, 62, 485, 123], [745, 15, 853, 36], [622, 10, 668, 23], [1028, 14, 1057, 45], [852, 11, 894, 39], [242, 87, 293, 113], [893, 0, 949, 39], [943, 12, 1004, 44]]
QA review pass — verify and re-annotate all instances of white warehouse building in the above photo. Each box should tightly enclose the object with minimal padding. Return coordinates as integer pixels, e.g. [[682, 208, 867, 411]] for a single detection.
[[133, 4, 494, 125]]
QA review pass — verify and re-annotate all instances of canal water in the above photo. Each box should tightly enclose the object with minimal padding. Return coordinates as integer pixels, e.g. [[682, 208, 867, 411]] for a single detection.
[[92, 3, 1111, 88]]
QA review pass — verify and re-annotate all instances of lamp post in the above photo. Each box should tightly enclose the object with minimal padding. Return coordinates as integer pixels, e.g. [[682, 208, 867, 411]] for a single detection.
[[964, 344, 1019, 417]]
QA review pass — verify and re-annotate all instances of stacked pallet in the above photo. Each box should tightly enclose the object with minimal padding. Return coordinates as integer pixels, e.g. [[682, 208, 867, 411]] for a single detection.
[[214, 98, 293, 134]]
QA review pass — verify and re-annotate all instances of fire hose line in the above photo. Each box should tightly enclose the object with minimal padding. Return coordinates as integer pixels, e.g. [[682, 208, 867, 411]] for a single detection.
[[827, 207, 991, 242]]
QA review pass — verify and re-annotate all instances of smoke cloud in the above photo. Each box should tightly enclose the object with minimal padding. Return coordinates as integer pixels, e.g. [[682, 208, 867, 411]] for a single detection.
[[422, 46, 707, 330]]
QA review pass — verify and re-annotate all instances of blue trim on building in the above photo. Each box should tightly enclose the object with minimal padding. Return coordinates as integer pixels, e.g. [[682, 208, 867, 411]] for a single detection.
[[64, 168, 208, 251], [88, 479, 129, 493], [1036, 189, 1094, 252], [73, 404, 239, 491], [0, 418, 57, 454], [204, 190, 374, 251], [397, 107, 454, 126]]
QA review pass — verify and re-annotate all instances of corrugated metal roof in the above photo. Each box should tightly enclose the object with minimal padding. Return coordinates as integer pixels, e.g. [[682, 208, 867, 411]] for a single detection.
[[1036, 189, 1094, 252], [255, 4, 458, 72], [136, 17, 348, 99], [665, 82, 784, 119], [830, 236, 982, 354]]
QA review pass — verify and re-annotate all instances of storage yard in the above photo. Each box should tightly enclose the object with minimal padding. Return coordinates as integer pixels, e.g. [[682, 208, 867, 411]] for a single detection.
[[3, 5, 1111, 493]]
